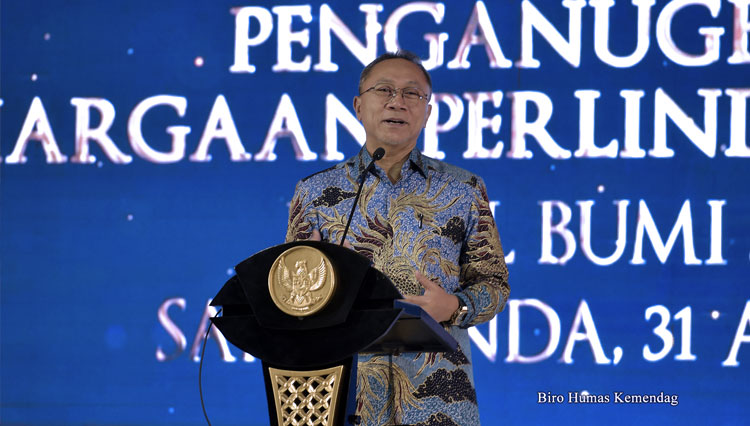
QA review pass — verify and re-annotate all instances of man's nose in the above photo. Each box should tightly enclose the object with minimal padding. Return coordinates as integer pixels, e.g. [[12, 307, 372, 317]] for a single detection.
[[386, 90, 408, 108]]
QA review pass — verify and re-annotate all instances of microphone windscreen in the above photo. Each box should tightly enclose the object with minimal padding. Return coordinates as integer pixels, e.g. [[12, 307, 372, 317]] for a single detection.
[[373, 147, 385, 161]]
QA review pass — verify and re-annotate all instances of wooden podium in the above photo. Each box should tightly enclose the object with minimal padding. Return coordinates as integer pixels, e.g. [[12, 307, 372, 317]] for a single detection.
[[210, 241, 457, 426]]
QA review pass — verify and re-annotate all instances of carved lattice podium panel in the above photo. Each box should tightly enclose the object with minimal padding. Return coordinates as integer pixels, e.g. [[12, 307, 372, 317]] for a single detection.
[[268, 365, 344, 426]]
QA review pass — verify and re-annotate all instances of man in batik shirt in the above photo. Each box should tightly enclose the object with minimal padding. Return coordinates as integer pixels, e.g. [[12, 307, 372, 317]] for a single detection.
[[285, 50, 509, 426]]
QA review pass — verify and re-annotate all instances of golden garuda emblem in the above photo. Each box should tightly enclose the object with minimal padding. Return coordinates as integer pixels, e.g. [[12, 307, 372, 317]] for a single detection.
[[268, 246, 336, 317]]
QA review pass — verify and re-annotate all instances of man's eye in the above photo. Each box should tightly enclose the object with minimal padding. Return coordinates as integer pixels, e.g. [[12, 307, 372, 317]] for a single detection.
[[376, 87, 393, 93], [403, 90, 421, 97]]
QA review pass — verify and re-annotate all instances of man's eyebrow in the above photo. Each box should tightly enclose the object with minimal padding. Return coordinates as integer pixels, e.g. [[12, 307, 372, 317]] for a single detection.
[[373, 78, 422, 86]]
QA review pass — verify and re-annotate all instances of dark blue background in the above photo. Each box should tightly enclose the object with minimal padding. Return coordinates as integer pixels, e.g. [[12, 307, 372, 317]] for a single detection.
[[2, 1, 748, 424]]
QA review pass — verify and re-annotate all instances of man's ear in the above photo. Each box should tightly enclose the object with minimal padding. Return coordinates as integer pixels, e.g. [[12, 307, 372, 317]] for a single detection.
[[353, 96, 362, 121], [423, 102, 432, 128]]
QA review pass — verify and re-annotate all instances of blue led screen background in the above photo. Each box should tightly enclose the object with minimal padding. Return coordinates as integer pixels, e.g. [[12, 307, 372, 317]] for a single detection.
[[1, 1, 749, 424]]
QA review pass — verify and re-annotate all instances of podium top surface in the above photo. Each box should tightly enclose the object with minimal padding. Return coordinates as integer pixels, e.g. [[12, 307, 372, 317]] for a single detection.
[[361, 300, 458, 354]]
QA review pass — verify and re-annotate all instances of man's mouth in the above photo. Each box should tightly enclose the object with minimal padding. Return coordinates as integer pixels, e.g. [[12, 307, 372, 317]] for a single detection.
[[383, 118, 407, 125]]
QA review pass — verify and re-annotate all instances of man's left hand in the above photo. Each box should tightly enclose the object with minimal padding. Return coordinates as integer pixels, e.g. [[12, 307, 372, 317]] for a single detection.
[[402, 271, 460, 323]]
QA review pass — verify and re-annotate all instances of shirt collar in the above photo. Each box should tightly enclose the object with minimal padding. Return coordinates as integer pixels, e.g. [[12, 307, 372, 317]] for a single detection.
[[350, 146, 427, 180]]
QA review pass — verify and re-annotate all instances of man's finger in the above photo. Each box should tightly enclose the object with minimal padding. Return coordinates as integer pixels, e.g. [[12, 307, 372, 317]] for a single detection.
[[402, 294, 426, 306], [415, 271, 440, 290], [310, 229, 322, 241]]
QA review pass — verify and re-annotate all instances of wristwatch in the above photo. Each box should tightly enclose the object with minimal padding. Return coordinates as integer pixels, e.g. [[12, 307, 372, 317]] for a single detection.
[[448, 297, 469, 326]]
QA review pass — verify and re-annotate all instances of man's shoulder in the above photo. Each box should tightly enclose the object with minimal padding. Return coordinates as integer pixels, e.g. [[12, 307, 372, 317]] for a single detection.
[[422, 155, 484, 190], [298, 161, 349, 185]]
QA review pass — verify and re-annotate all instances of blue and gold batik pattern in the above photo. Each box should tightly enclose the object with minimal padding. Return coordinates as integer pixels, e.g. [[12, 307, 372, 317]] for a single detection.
[[286, 147, 510, 426]]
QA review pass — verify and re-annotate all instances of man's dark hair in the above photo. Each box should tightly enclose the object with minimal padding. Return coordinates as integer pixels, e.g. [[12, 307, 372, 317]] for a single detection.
[[358, 50, 432, 95]]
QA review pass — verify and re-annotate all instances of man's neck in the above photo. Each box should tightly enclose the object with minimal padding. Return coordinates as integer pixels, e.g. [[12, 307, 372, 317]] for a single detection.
[[369, 144, 412, 183]]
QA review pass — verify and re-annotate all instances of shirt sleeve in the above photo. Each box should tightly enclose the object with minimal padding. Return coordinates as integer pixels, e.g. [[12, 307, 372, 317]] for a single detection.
[[285, 180, 317, 243], [454, 177, 510, 328]]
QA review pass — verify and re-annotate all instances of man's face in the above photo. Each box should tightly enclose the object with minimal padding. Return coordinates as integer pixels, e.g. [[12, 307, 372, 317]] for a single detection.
[[354, 59, 432, 153]]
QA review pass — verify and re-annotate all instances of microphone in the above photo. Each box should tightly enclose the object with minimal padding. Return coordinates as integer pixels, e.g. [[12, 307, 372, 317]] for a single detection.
[[359, 147, 385, 183], [340, 147, 385, 246]]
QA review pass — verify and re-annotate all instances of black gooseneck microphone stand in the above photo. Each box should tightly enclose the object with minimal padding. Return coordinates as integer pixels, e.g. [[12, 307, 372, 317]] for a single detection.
[[339, 147, 385, 246]]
